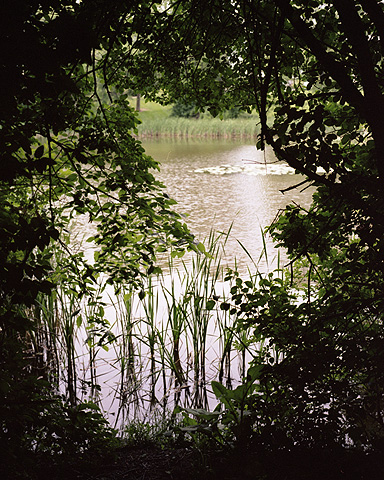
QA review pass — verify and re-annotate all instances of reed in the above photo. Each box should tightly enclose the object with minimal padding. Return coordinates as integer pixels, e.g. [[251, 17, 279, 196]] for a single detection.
[[60, 291, 79, 405], [33, 291, 61, 387], [217, 306, 236, 389], [141, 276, 160, 408], [111, 229, 236, 413], [22, 222, 282, 427], [176, 230, 229, 407], [110, 287, 143, 426], [31, 282, 82, 405], [161, 273, 187, 388], [137, 117, 259, 139]]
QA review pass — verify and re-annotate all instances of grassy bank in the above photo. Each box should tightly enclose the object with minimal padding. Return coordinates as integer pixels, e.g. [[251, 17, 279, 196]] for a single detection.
[[137, 116, 259, 138], [132, 99, 260, 138]]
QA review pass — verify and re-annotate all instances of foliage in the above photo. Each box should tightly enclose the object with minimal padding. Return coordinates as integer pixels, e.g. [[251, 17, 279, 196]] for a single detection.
[[0, 0, 198, 474], [171, 101, 241, 119], [174, 365, 261, 448], [0, 0, 198, 326], [108, 0, 384, 460], [171, 101, 199, 118], [123, 420, 160, 447], [122, 414, 189, 449], [5, 0, 384, 472], [179, 263, 384, 472], [2, 388, 118, 479]]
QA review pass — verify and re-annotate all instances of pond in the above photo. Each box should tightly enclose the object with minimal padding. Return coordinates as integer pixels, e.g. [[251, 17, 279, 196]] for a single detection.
[[68, 138, 315, 428], [142, 137, 314, 272]]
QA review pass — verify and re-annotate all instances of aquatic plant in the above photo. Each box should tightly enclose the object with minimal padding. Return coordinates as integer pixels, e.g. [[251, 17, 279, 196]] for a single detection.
[[19, 225, 277, 433], [137, 117, 259, 139]]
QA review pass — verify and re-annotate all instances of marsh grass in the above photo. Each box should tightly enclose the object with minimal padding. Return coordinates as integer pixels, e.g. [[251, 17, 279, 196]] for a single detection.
[[137, 116, 259, 139], [110, 288, 143, 425], [109, 228, 244, 416], [141, 276, 161, 407], [33, 292, 60, 386], [133, 98, 273, 138], [29, 288, 80, 406], [25, 228, 278, 426]]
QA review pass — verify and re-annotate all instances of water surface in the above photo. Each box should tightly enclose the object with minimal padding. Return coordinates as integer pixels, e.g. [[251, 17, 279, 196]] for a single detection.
[[69, 138, 316, 424], [143, 138, 314, 272]]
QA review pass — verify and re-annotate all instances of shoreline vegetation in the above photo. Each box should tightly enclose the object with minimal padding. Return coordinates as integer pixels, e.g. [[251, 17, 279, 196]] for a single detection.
[[132, 98, 260, 139]]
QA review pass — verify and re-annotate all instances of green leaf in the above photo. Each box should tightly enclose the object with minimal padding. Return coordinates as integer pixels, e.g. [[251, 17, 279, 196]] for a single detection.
[[138, 290, 145, 300], [196, 242, 206, 253], [211, 381, 233, 411], [206, 299, 216, 310], [34, 145, 44, 159]]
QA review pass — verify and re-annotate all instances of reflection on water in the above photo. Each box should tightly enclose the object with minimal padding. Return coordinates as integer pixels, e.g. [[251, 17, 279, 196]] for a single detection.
[[66, 138, 315, 426], [142, 138, 314, 272]]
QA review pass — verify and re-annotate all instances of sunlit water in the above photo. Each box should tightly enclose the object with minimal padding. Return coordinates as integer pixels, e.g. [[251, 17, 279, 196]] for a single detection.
[[143, 138, 314, 272]]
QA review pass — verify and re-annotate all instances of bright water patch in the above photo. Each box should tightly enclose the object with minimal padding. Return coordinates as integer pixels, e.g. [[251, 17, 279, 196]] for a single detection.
[[195, 163, 326, 176], [142, 139, 316, 273]]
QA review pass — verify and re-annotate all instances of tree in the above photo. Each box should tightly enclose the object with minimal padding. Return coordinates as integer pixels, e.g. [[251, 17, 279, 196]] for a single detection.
[[4, 0, 384, 473], [0, 1, 197, 474], [171, 101, 200, 118], [110, 0, 384, 458]]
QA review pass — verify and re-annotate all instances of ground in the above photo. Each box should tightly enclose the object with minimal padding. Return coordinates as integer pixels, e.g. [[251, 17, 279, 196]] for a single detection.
[[83, 444, 384, 480], [22, 435, 384, 480], [95, 445, 202, 480], [59, 444, 265, 480]]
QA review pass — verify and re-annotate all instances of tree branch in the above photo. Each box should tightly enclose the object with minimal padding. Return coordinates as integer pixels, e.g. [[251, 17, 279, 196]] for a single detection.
[[275, 0, 366, 115], [277, 0, 384, 182], [333, 0, 383, 116], [359, 0, 384, 57], [333, 0, 384, 182]]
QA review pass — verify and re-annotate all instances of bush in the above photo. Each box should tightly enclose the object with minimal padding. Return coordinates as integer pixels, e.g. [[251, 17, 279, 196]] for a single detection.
[[171, 101, 200, 118], [1, 390, 118, 479]]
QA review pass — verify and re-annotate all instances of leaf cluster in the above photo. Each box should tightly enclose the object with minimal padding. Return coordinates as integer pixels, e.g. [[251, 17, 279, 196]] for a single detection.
[[116, 0, 384, 454], [0, 1, 197, 472]]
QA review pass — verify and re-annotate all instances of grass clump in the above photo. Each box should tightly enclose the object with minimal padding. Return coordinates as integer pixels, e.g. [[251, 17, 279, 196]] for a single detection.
[[138, 116, 259, 138], [122, 419, 166, 448]]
